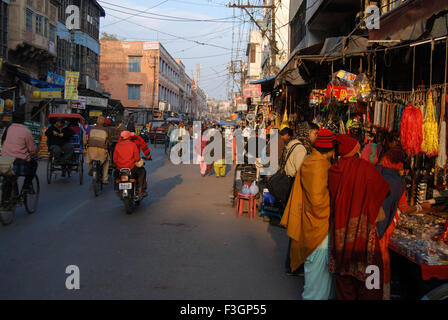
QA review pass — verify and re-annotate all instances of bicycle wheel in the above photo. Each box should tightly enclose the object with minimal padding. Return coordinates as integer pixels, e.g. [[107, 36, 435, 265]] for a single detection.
[[79, 154, 84, 185], [46, 157, 53, 184], [24, 175, 40, 214], [92, 165, 100, 197], [0, 178, 17, 226]]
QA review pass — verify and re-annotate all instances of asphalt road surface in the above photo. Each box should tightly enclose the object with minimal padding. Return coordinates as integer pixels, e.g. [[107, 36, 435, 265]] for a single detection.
[[0, 145, 303, 299]]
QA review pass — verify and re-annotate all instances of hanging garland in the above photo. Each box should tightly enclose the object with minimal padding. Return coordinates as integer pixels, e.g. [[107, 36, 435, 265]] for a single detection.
[[437, 121, 447, 168], [421, 91, 439, 157], [400, 104, 423, 156]]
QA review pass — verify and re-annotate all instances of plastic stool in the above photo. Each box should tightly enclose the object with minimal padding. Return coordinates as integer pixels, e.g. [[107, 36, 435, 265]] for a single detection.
[[235, 193, 257, 219]]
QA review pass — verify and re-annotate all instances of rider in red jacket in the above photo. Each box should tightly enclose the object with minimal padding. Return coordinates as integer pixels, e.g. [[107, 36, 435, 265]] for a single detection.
[[118, 132, 151, 160]]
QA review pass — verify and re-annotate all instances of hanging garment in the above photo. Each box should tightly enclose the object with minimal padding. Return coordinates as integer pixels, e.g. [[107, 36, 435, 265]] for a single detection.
[[400, 104, 423, 156], [421, 92, 439, 157], [437, 121, 447, 167]]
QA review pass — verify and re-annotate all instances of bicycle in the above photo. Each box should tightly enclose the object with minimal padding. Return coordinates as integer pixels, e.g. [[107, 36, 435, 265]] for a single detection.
[[91, 160, 104, 197], [0, 170, 40, 226]]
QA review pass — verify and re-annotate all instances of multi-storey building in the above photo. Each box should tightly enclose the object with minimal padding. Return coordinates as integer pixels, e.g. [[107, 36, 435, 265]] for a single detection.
[[261, 0, 290, 78], [8, 0, 60, 78], [56, 0, 105, 90], [245, 29, 264, 82], [100, 41, 204, 124]]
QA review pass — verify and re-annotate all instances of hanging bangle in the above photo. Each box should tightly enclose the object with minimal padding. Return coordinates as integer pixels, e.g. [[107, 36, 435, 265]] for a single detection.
[[415, 204, 422, 212]]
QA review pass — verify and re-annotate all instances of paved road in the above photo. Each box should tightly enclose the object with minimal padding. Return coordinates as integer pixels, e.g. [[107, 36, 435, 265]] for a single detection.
[[0, 145, 303, 299]]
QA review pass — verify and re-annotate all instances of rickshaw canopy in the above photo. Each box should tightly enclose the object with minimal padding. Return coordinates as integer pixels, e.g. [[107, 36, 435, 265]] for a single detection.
[[48, 113, 85, 125]]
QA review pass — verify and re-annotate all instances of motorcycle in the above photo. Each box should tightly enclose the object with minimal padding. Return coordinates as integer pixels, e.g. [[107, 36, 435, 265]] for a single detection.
[[114, 159, 150, 214], [139, 128, 150, 143]]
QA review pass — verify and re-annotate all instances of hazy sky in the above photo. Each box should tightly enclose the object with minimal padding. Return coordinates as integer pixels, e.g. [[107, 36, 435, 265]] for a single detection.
[[98, 0, 262, 100]]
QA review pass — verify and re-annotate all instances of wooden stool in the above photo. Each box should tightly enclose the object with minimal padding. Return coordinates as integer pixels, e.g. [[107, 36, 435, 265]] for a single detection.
[[235, 193, 257, 219]]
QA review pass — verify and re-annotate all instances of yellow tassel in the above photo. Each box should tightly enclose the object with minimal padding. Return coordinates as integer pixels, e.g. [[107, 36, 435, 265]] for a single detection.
[[421, 92, 439, 156], [280, 109, 289, 130]]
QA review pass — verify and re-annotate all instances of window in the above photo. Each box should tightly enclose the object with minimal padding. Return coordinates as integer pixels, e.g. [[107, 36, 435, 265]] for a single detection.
[[35, 14, 43, 34], [27, 0, 33, 7], [128, 84, 141, 100], [128, 56, 142, 72], [44, 18, 48, 38], [26, 9, 33, 31], [49, 24, 56, 43], [290, 1, 306, 53]]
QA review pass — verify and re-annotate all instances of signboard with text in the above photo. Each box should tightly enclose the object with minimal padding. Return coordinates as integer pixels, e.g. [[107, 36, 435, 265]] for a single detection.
[[40, 88, 62, 99], [243, 84, 262, 99], [72, 96, 86, 109], [64, 71, 79, 100]]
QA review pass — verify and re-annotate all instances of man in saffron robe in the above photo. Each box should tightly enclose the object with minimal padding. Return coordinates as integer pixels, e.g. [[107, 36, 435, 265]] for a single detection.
[[281, 129, 336, 300], [328, 134, 390, 300]]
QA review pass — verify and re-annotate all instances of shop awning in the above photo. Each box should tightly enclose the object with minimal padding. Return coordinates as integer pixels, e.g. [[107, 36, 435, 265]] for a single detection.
[[249, 76, 276, 85], [16, 73, 64, 89]]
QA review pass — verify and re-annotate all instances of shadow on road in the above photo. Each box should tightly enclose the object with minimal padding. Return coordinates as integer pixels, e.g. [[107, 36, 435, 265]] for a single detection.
[[148, 174, 183, 205]]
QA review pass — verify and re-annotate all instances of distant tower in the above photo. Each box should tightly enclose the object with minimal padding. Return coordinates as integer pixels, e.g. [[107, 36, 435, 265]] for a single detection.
[[196, 64, 200, 87]]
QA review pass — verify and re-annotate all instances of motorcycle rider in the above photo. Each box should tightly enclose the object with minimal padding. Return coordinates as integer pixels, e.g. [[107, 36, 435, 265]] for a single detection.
[[117, 132, 151, 161], [113, 131, 147, 197]]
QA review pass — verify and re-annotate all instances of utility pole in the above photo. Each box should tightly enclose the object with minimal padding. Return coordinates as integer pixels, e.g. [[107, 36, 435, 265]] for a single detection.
[[228, 0, 278, 76]]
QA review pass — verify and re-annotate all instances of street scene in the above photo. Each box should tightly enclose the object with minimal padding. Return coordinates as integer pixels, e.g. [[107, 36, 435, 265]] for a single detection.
[[0, 0, 448, 302]]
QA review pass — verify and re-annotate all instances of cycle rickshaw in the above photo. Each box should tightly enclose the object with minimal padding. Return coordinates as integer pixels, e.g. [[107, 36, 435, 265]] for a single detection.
[[46, 114, 85, 185]]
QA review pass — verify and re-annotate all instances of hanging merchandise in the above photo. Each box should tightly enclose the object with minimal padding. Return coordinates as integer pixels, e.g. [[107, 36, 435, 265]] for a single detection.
[[400, 104, 423, 156], [421, 92, 439, 157], [353, 73, 372, 101], [437, 121, 447, 168], [280, 109, 289, 130]]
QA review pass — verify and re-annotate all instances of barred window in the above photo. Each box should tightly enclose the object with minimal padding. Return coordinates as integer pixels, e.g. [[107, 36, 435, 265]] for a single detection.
[[49, 24, 56, 43]]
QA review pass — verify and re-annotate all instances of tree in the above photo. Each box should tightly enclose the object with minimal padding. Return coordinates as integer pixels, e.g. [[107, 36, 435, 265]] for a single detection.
[[100, 32, 120, 41]]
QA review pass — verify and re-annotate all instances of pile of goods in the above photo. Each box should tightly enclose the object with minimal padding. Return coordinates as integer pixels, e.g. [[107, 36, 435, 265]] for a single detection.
[[390, 214, 448, 265]]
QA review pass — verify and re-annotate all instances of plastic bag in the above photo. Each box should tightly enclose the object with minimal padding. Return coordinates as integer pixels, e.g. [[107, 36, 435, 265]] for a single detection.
[[249, 181, 259, 195], [242, 184, 250, 195]]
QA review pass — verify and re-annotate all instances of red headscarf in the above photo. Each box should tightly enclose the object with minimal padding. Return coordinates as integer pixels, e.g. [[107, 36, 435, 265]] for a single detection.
[[329, 156, 390, 281]]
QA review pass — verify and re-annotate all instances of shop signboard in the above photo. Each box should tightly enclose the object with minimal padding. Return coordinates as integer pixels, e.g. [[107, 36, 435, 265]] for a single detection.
[[85, 96, 108, 108], [243, 84, 261, 99], [72, 96, 87, 109], [47, 72, 66, 87], [64, 71, 79, 100], [89, 111, 103, 117], [40, 88, 62, 99]]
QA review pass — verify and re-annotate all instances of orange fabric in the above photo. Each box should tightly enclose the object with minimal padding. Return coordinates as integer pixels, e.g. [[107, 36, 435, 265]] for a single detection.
[[281, 149, 331, 271]]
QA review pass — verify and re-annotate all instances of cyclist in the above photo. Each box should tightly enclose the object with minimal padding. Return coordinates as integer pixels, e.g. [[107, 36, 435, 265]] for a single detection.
[[86, 115, 110, 184], [1, 110, 38, 192]]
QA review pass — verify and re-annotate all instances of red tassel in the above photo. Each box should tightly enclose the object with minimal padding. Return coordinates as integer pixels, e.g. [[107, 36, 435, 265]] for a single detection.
[[400, 104, 423, 156]]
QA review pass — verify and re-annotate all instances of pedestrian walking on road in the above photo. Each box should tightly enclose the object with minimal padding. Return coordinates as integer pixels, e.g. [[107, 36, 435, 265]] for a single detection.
[[328, 134, 390, 300], [281, 129, 337, 300]]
